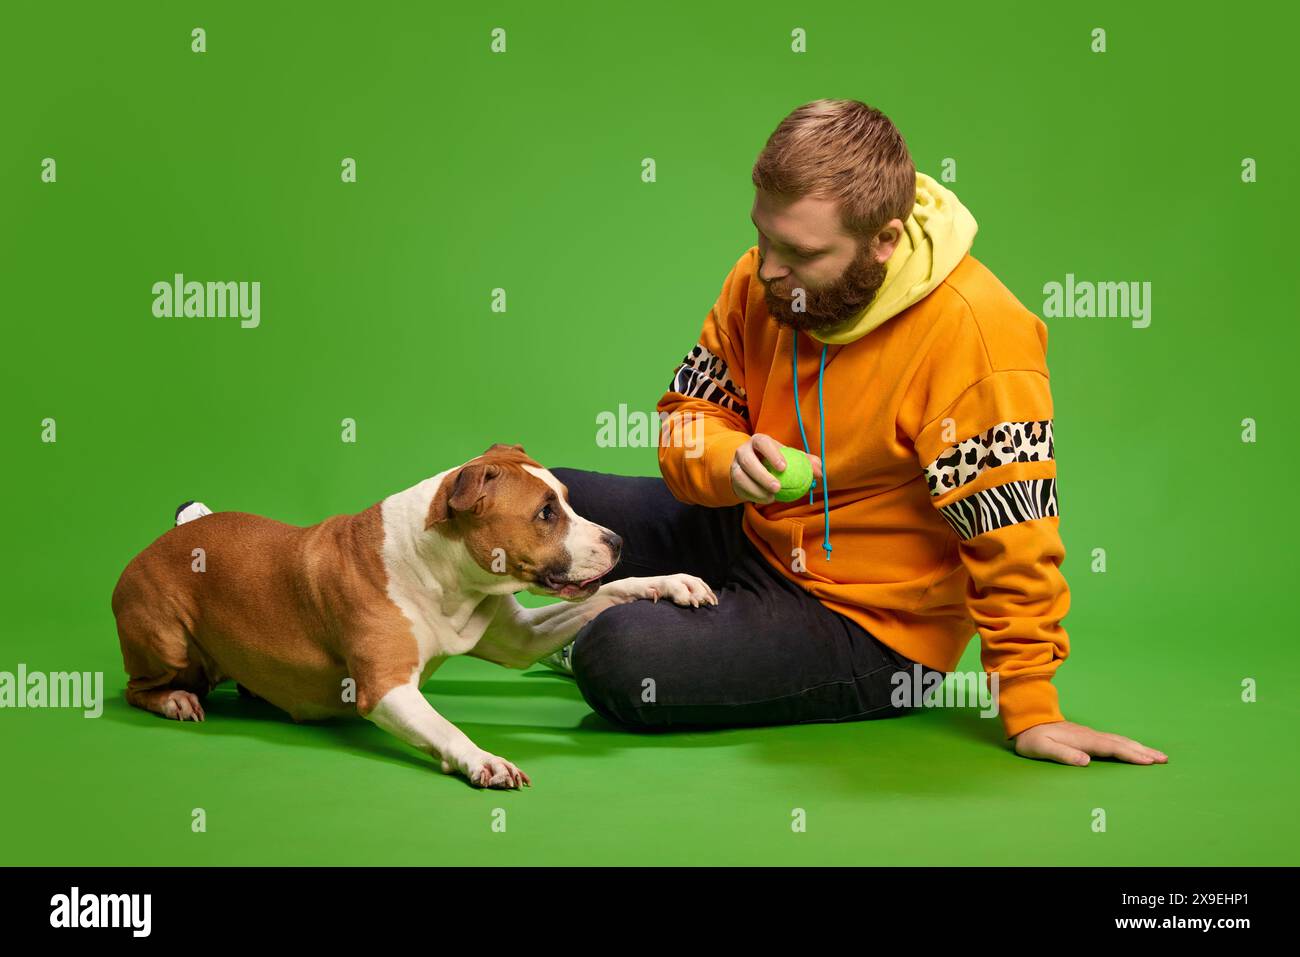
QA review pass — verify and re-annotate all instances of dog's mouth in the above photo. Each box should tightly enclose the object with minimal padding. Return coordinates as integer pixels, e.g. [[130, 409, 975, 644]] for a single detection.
[[542, 566, 614, 600]]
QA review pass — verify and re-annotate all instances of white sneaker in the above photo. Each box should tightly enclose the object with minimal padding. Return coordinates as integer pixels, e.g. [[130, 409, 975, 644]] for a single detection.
[[175, 500, 213, 526], [539, 642, 576, 676]]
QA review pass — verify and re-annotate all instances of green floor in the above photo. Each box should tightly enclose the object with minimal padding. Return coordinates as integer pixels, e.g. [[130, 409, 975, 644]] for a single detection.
[[5, 619, 1294, 866]]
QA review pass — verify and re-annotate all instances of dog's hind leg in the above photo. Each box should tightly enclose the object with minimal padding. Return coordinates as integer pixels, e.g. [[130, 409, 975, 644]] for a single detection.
[[116, 610, 211, 722]]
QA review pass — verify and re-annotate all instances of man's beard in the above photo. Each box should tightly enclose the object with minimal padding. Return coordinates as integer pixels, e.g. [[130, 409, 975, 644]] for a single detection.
[[761, 242, 889, 335]]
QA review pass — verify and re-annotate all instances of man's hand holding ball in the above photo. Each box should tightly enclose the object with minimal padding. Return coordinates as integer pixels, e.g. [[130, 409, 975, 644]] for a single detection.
[[730, 433, 823, 505]]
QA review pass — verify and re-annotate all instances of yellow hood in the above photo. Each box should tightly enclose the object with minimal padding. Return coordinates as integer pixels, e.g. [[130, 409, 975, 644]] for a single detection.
[[810, 172, 979, 345]]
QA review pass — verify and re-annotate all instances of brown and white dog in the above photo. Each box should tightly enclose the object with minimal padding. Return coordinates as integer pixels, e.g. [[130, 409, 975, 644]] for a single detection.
[[111, 443, 716, 789]]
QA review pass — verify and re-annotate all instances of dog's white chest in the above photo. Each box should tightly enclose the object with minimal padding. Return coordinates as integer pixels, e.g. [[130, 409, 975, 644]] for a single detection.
[[391, 584, 493, 663], [378, 474, 497, 673]]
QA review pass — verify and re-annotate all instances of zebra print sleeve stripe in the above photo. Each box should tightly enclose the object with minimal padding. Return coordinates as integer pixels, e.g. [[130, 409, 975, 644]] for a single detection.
[[937, 477, 1058, 540], [668, 344, 749, 421]]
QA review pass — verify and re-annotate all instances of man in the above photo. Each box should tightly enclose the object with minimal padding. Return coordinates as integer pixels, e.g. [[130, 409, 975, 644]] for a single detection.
[[548, 99, 1166, 767]]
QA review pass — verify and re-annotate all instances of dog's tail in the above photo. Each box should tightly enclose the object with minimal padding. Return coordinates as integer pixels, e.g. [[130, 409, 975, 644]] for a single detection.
[[174, 501, 213, 527]]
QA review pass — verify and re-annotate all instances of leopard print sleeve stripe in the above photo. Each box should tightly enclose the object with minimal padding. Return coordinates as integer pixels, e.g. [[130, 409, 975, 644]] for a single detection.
[[923, 419, 1053, 497]]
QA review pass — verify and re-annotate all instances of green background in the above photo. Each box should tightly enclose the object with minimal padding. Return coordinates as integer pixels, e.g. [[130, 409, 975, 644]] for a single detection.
[[1, 1, 1295, 865]]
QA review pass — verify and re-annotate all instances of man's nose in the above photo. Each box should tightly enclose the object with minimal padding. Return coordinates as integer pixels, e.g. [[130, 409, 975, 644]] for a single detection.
[[757, 255, 789, 284]]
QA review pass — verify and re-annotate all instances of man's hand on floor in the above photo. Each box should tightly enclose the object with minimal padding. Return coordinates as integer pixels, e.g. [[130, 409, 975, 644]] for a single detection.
[[1012, 720, 1168, 766]]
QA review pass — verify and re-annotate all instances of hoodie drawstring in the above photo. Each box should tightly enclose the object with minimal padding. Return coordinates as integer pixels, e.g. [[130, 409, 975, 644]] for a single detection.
[[790, 330, 832, 562]]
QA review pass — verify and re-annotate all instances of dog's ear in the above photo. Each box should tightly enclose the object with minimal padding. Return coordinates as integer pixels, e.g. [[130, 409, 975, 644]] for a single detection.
[[481, 442, 543, 468], [426, 462, 501, 528]]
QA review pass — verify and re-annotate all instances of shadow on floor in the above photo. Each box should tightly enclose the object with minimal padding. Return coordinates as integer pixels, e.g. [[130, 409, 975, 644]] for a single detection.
[[100, 667, 1029, 795]]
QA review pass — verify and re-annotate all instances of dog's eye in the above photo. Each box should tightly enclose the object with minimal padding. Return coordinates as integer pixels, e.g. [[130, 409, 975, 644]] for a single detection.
[[536, 504, 554, 522]]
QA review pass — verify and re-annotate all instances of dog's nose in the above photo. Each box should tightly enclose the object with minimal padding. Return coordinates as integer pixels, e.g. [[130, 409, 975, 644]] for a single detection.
[[601, 531, 623, 559]]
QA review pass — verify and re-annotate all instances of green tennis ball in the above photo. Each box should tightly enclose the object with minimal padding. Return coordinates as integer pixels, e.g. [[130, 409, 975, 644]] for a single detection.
[[765, 446, 813, 502]]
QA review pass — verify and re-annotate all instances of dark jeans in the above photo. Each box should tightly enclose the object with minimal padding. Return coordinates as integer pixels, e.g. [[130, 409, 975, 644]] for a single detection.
[[553, 468, 945, 731]]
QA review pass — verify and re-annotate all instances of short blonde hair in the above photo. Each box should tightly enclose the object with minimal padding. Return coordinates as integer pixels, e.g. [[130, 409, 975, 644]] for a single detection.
[[752, 99, 916, 242]]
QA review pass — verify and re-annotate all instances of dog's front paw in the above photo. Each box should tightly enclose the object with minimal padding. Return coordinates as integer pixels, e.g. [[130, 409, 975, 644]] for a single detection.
[[444, 750, 531, 790], [634, 574, 718, 608]]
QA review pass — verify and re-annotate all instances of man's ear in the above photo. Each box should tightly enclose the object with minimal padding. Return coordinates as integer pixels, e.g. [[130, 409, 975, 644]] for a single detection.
[[425, 462, 501, 529]]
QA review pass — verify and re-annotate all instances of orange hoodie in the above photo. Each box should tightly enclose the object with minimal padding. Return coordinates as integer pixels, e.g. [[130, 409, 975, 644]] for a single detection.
[[656, 176, 1069, 739]]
